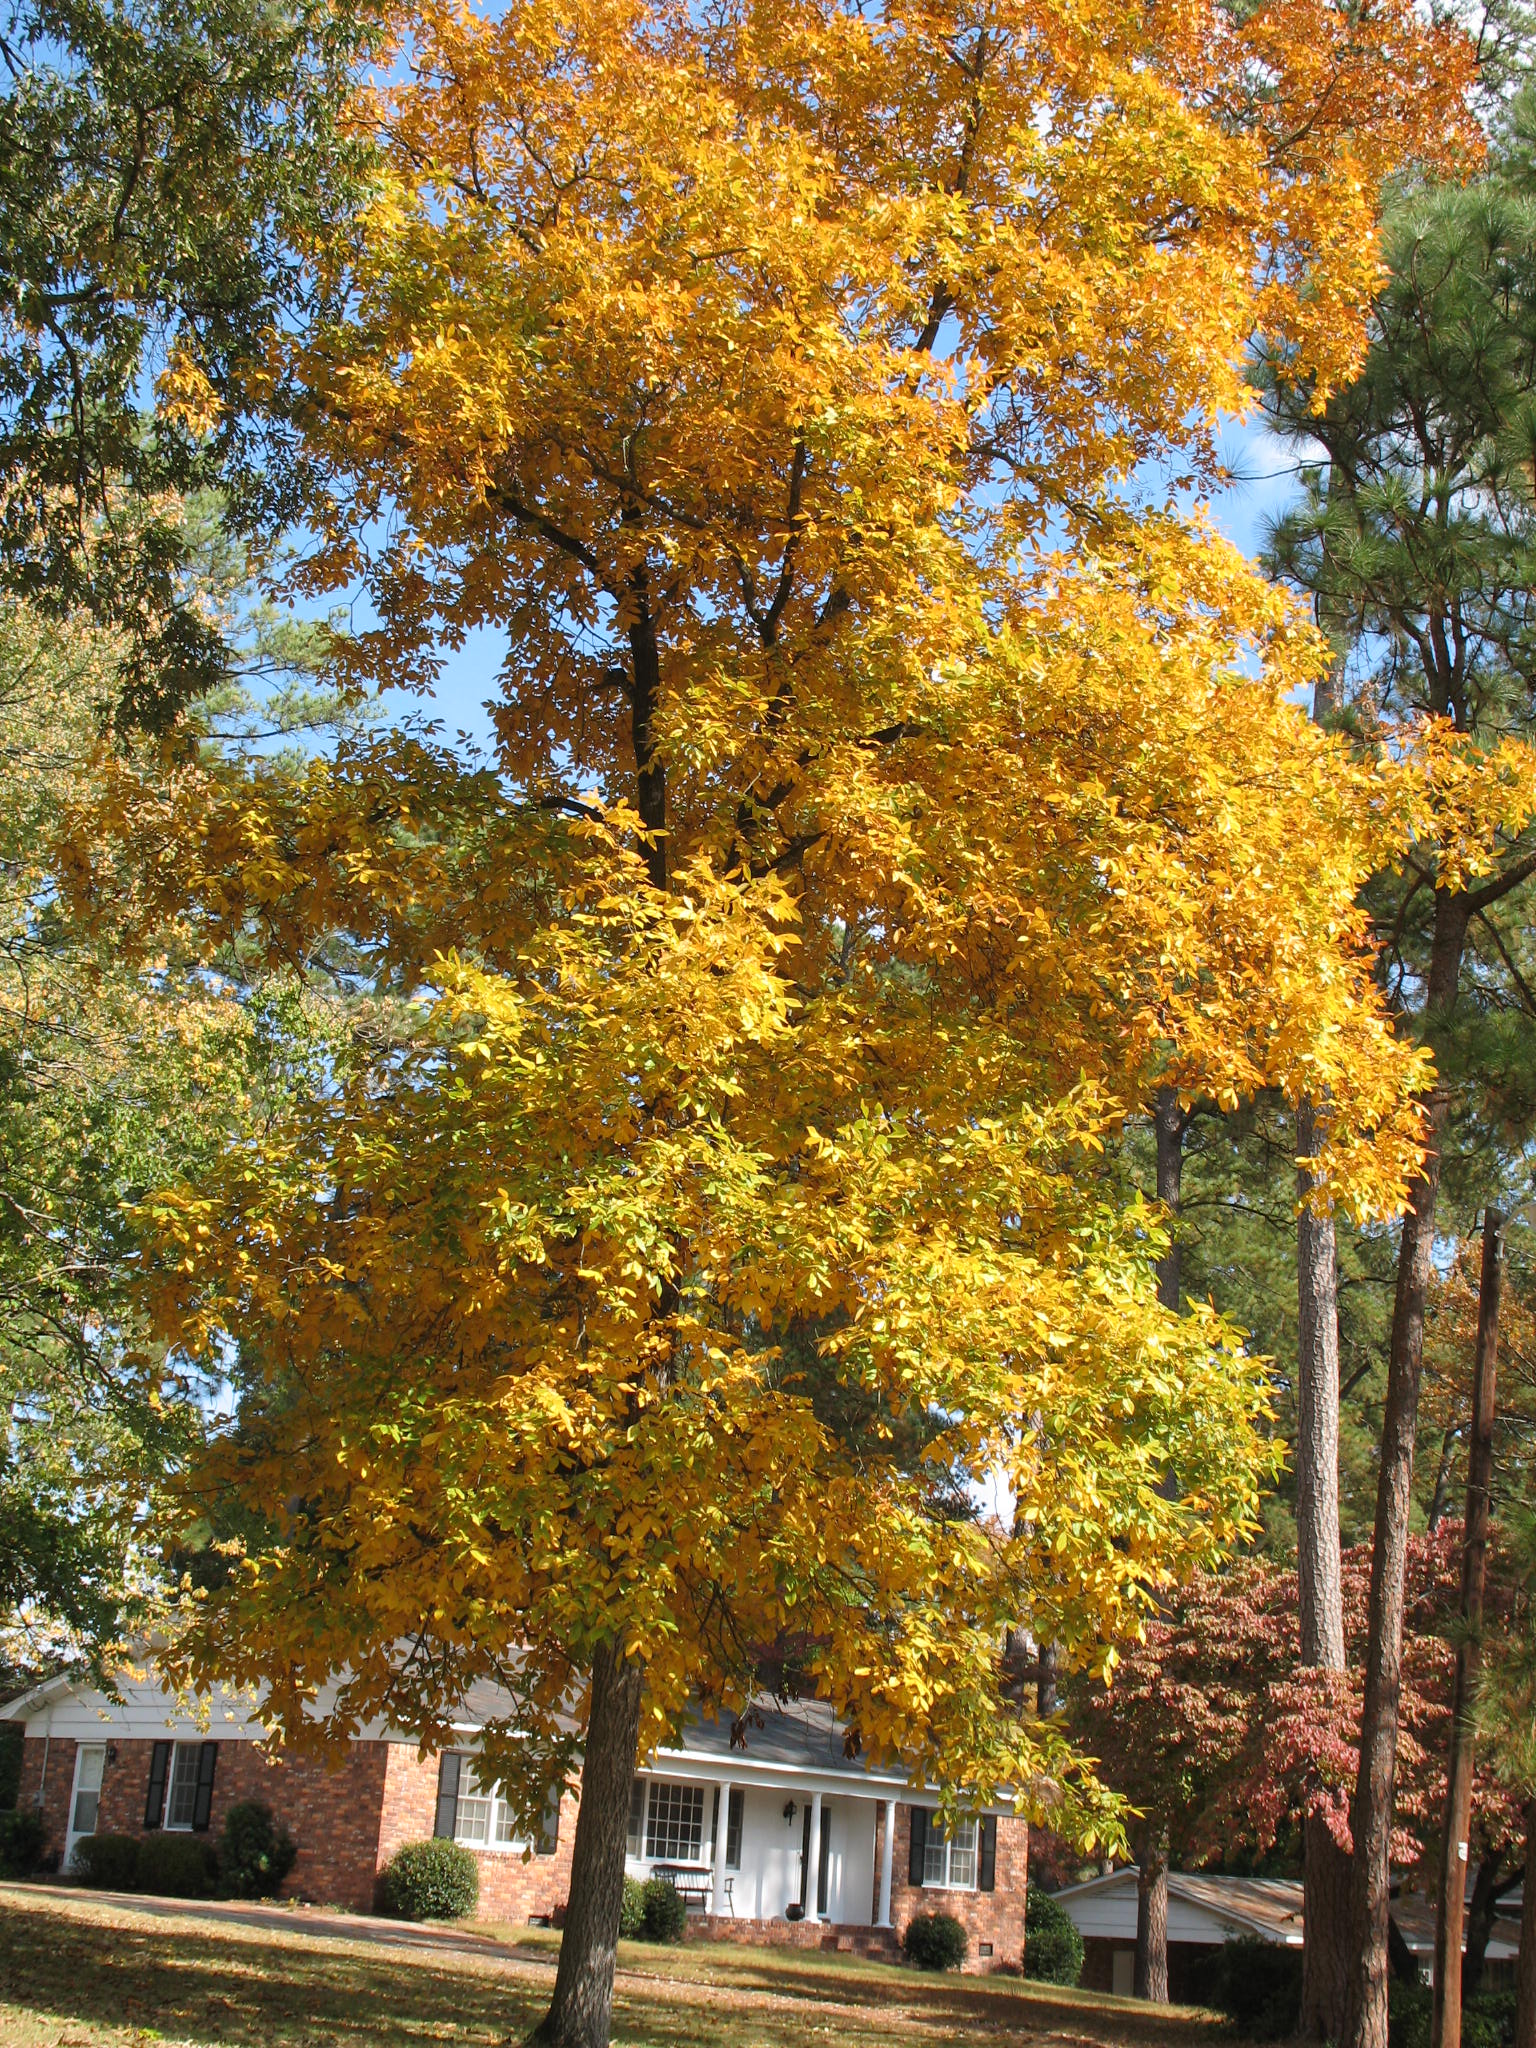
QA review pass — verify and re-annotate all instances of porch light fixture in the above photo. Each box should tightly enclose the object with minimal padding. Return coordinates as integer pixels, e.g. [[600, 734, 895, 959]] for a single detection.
[[782, 1799, 797, 1826]]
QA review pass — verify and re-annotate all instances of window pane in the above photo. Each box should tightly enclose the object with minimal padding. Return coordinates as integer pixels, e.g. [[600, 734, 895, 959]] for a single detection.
[[76, 1747, 105, 1795], [627, 1779, 648, 1857], [644, 1781, 705, 1861], [71, 1789, 100, 1835], [923, 1835, 948, 1886], [493, 1799, 521, 1846], [949, 1819, 978, 1890], [165, 1744, 202, 1830]]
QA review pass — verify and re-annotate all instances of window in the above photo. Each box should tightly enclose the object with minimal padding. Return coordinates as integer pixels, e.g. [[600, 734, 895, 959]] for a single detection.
[[71, 1746, 105, 1838], [725, 1787, 745, 1870], [164, 1743, 205, 1830], [923, 1816, 978, 1891], [644, 1780, 705, 1862], [627, 1779, 648, 1857], [453, 1766, 529, 1852]]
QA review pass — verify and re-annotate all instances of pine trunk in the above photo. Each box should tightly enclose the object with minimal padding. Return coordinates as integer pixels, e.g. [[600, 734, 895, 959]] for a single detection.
[[1340, 892, 1467, 2048], [1516, 1804, 1536, 2048], [1135, 1829, 1170, 2003], [1296, 1095, 1350, 2040], [1431, 1212, 1504, 2048], [533, 1641, 644, 2048]]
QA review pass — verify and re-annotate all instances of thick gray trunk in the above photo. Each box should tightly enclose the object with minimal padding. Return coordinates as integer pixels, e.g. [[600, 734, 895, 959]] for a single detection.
[[1296, 1099, 1345, 1673], [1134, 1829, 1170, 2002], [1431, 1212, 1504, 2048], [533, 1641, 644, 2048], [1340, 895, 1467, 2048], [1296, 1096, 1349, 2041]]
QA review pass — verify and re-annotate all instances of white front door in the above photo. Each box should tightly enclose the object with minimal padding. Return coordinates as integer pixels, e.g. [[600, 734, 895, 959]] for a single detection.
[[65, 1743, 106, 1869]]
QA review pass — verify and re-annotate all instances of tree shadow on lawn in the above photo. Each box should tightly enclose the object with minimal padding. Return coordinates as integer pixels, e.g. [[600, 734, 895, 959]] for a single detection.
[[0, 1895, 1232, 2048]]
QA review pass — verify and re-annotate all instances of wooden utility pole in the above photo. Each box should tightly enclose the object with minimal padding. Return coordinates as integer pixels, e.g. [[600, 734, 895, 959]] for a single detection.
[[1430, 1209, 1505, 2048]]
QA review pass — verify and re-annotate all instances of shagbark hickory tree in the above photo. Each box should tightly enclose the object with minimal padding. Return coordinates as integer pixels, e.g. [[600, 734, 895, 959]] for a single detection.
[[75, 2, 1478, 2042]]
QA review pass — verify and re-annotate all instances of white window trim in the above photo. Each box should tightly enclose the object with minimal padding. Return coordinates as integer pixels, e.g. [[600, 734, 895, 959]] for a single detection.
[[164, 1742, 204, 1832], [639, 1778, 709, 1865], [452, 1763, 533, 1854], [922, 1816, 979, 1893]]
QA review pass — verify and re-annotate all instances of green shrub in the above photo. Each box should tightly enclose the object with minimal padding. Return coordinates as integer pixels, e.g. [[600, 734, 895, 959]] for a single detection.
[[1389, 1977, 1432, 2048], [0, 1805, 45, 1877], [71, 1832, 142, 1889], [0, 1724, 22, 1811], [1464, 1992, 1518, 2048], [1190, 1935, 1302, 2040], [220, 1800, 297, 1899], [902, 1911, 968, 1971], [1023, 1887, 1083, 1986], [382, 1838, 479, 1921], [619, 1875, 647, 1938], [640, 1875, 688, 1942], [137, 1832, 219, 1898]]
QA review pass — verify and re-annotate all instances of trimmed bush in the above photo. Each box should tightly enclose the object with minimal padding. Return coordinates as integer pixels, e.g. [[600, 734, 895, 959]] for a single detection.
[[382, 1838, 479, 1921], [619, 1875, 647, 1938], [137, 1832, 219, 1898], [1023, 1887, 1084, 1986], [640, 1875, 688, 1942], [1190, 1935, 1302, 2040], [220, 1800, 297, 1899], [0, 1724, 22, 1811], [0, 1805, 45, 1877], [71, 1832, 142, 1889], [903, 1911, 968, 1971]]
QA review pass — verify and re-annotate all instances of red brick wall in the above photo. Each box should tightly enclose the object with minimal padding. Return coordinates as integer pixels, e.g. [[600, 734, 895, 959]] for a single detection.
[[378, 1745, 579, 1923], [17, 1735, 77, 1873], [17, 1734, 391, 1909], [887, 1805, 1029, 1971]]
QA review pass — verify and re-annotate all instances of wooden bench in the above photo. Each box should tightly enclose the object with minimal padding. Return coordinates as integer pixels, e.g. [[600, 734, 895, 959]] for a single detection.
[[651, 1864, 714, 1913]]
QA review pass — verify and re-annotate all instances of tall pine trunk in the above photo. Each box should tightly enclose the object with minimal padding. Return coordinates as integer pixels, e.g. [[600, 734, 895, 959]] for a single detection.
[[1340, 892, 1468, 2048], [533, 1641, 644, 2048], [1431, 1212, 1504, 2048], [1516, 1803, 1536, 2048], [1132, 1086, 1183, 2004], [1297, 1095, 1351, 2040]]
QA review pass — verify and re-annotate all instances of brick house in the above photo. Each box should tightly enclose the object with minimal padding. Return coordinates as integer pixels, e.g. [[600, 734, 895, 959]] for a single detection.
[[2, 1665, 1029, 1969]]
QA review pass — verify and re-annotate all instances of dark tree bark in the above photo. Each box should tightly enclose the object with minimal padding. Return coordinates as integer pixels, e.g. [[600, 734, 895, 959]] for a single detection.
[[533, 1641, 644, 2048], [1463, 1852, 1519, 2004], [1132, 1087, 1184, 2005], [1432, 1212, 1504, 2048], [1340, 894, 1469, 2048], [1297, 1095, 1352, 2041], [1135, 1827, 1171, 2003], [1516, 1807, 1536, 2048]]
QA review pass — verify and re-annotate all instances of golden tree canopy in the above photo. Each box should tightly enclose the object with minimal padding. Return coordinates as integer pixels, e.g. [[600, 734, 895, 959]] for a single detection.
[[73, 0, 1486, 1829]]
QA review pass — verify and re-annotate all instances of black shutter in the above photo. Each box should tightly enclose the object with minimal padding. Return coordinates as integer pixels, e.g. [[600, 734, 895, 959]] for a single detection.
[[538, 1784, 561, 1856], [799, 1802, 812, 1907], [434, 1752, 462, 1840], [817, 1800, 832, 1917], [908, 1806, 928, 1887], [144, 1742, 171, 1829], [978, 1816, 997, 1892], [191, 1743, 218, 1831]]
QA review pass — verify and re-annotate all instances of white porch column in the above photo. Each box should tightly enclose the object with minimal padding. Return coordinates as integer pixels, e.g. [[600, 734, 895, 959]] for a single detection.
[[805, 1789, 824, 1922], [711, 1781, 732, 1915], [876, 1798, 896, 1927]]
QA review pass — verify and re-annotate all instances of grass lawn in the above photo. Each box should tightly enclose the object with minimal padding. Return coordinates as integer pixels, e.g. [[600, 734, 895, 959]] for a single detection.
[[0, 1881, 1234, 2048]]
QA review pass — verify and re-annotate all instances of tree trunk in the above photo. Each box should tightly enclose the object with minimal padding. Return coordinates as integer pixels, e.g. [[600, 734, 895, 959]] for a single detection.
[[1153, 1086, 1184, 1314], [1135, 1827, 1170, 2003], [533, 1641, 644, 2048], [1296, 1096, 1351, 2041], [1340, 893, 1468, 2048], [1431, 1211, 1504, 2048], [1462, 1852, 1515, 2005], [1515, 1805, 1536, 2048], [1132, 1089, 1184, 2005]]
